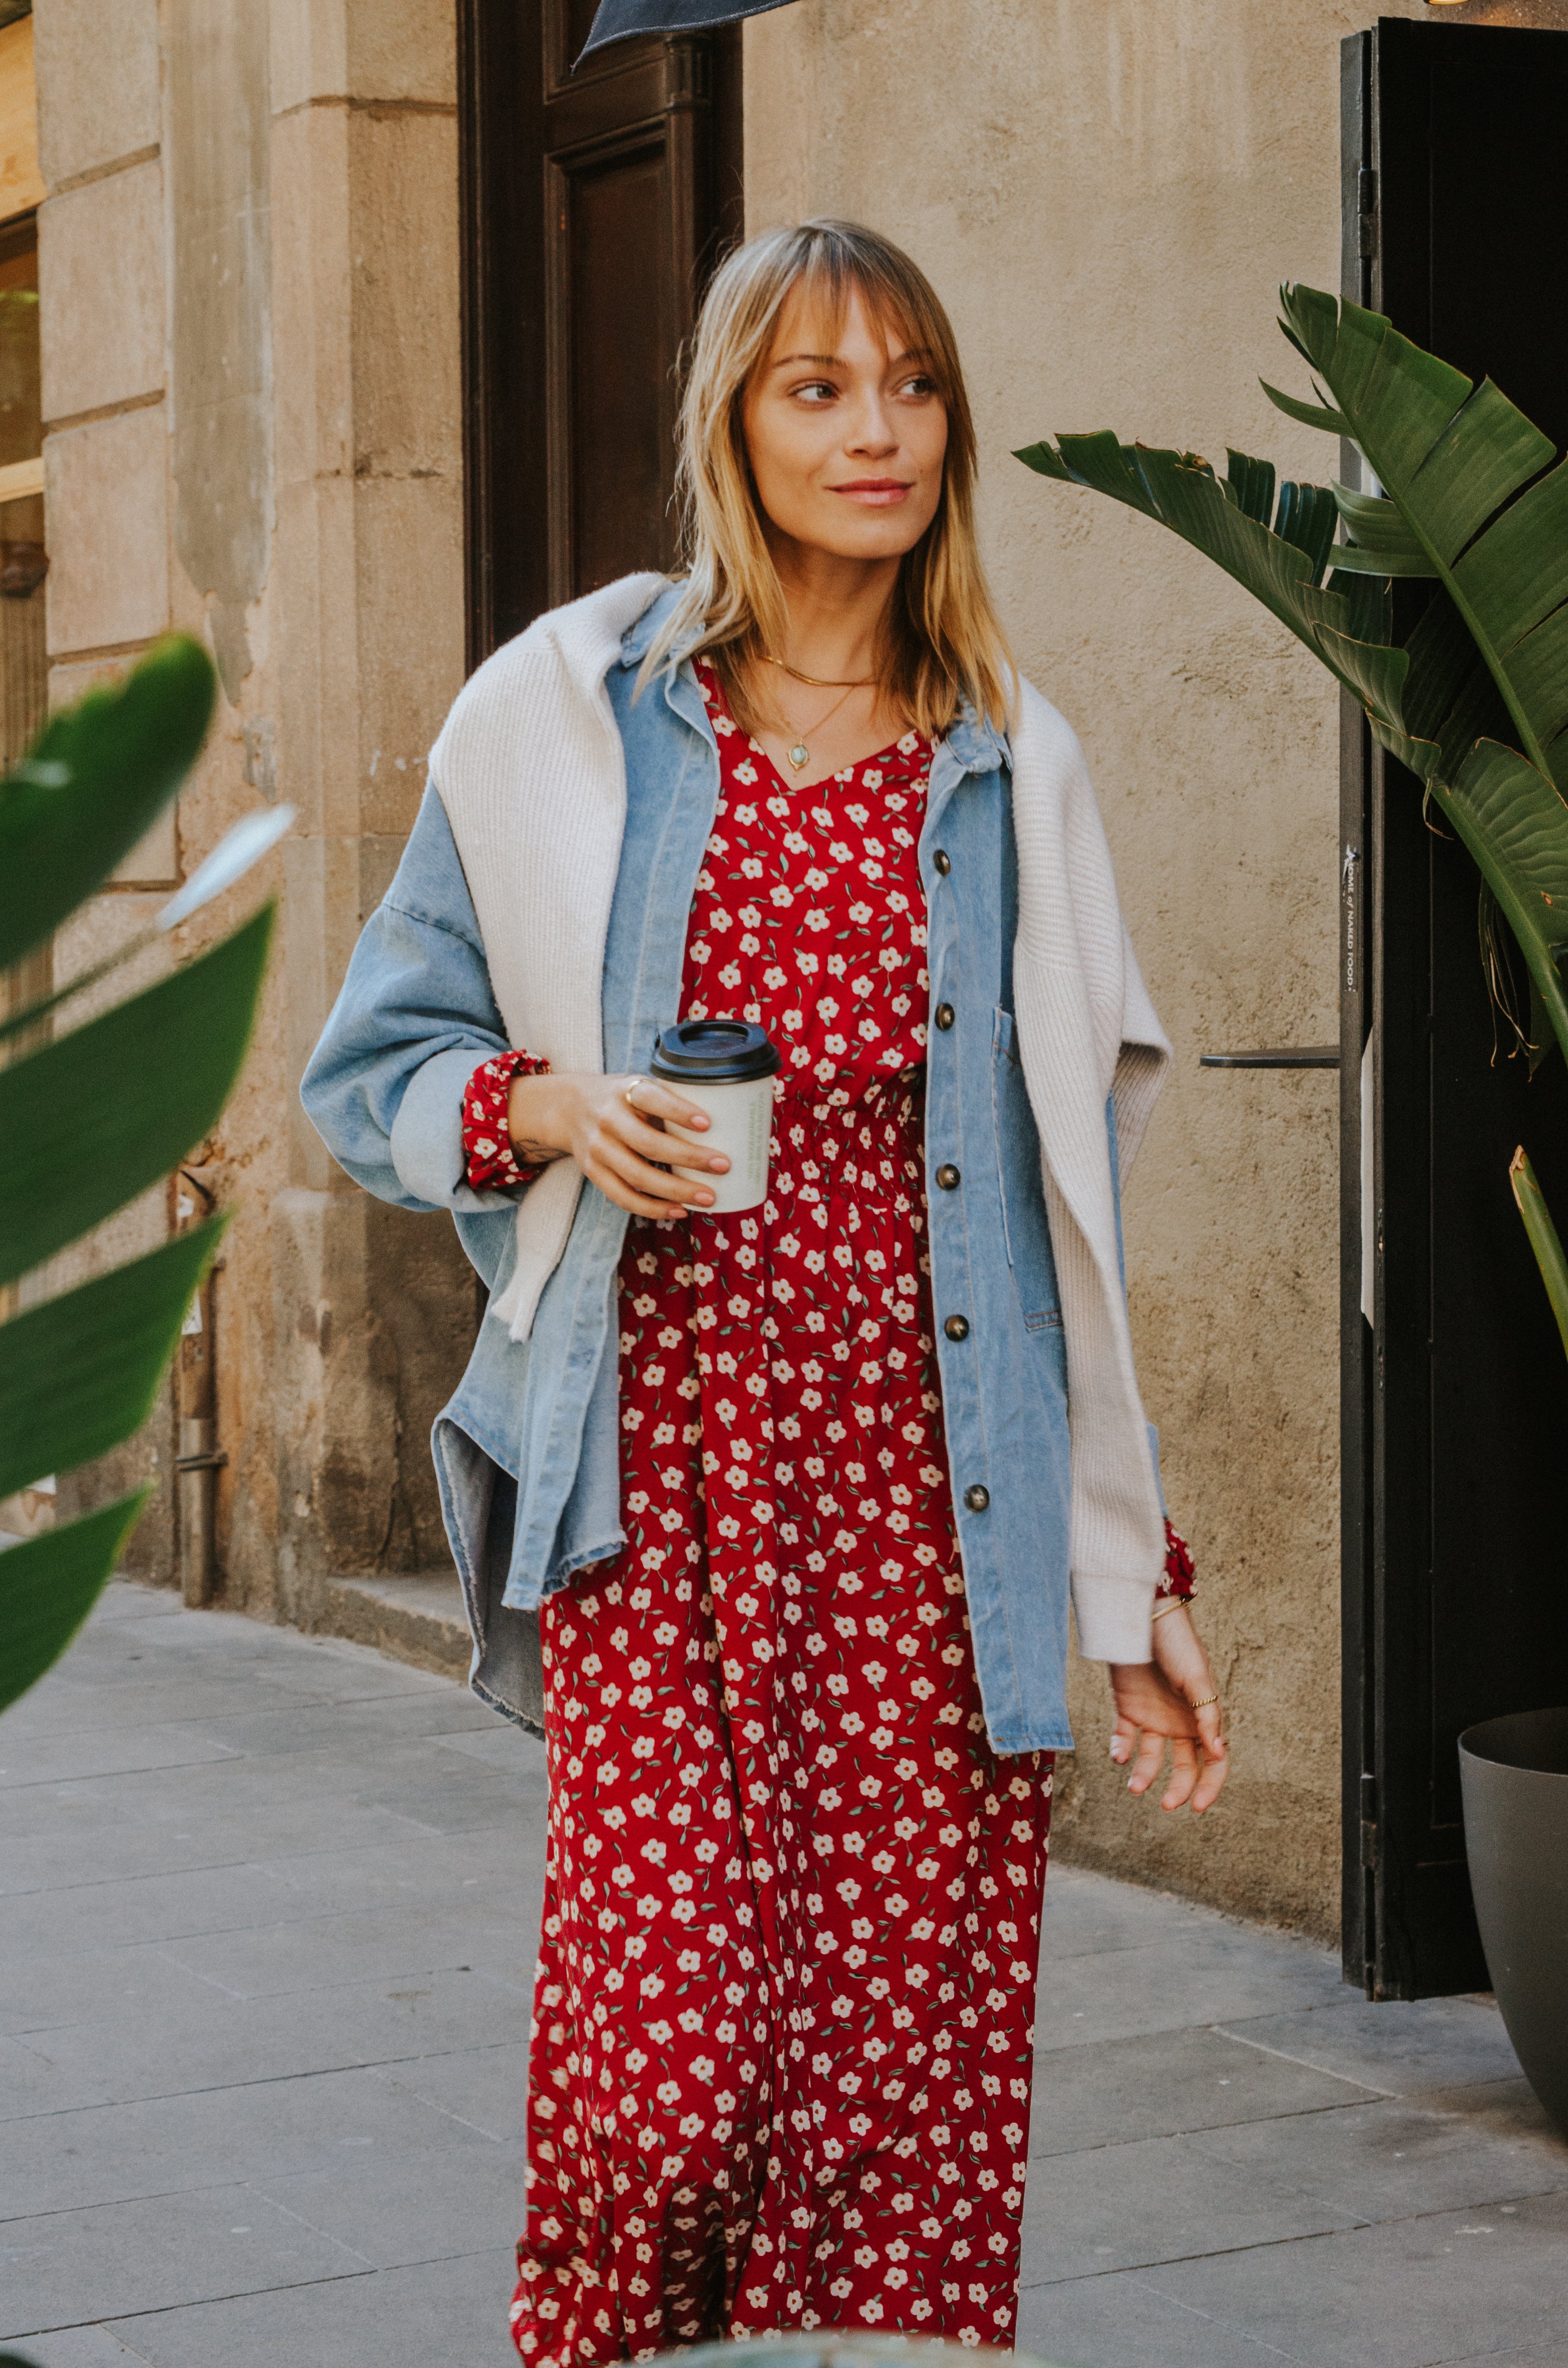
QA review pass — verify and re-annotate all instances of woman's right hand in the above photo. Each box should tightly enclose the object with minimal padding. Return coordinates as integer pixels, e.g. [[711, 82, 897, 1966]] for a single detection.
[[507, 1070, 729, 1218]]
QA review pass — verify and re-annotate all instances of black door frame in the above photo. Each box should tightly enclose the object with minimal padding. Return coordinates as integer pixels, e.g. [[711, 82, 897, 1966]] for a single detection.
[[1340, 17, 1568, 2001]]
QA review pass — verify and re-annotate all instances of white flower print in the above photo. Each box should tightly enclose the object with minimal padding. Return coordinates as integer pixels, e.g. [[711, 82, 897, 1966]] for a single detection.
[[514, 662, 1046, 2368]]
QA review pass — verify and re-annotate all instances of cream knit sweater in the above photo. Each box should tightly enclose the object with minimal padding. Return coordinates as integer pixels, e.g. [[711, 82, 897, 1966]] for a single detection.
[[429, 576, 1173, 1663]]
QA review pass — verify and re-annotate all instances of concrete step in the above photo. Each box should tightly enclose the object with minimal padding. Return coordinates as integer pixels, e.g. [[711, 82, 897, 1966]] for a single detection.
[[318, 1567, 471, 1681]]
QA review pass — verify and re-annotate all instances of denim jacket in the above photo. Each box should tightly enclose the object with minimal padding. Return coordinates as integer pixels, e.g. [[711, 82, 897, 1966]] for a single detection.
[[302, 589, 1163, 1753]]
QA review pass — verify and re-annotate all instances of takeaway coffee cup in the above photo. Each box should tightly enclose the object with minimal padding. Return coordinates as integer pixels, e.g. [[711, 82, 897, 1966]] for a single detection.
[[648, 1019, 782, 1214]]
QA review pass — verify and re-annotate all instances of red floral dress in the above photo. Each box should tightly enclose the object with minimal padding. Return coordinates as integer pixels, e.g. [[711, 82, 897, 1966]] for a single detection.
[[463, 663, 1191, 2366]]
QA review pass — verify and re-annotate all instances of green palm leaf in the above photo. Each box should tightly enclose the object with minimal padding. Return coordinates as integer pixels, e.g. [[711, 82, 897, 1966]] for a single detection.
[[0, 1495, 148, 1714], [0, 906, 272, 1290], [1014, 432, 1401, 716], [1275, 284, 1568, 786], [0, 1215, 229, 1502], [0, 636, 217, 971], [1512, 1149, 1568, 1362], [1, 634, 275, 1720]]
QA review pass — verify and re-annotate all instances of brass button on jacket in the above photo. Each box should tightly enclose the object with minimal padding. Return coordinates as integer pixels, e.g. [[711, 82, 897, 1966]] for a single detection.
[[933, 848, 952, 876], [933, 1002, 955, 1030], [943, 1313, 970, 1341], [935, 1163, 960, 1190], [963, 1484, 991, 1513]]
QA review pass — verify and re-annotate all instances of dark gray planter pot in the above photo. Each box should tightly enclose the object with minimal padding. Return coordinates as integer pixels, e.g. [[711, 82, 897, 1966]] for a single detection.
[[1458, 1706, 1568, 2137]]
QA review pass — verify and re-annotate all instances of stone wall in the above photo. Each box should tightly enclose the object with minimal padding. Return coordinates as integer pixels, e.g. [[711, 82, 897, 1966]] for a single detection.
[[35, 0, 474, 1616], [743, 0, 1427, 1941], [33, 0, 1568, 1943]]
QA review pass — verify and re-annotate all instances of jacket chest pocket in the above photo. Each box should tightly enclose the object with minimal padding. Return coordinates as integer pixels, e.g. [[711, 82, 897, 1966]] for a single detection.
[[991, 1008, 1062, 1332]]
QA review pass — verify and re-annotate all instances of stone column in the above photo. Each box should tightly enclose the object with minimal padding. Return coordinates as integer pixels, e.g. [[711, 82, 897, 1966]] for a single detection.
[[261, 0, 475, 1626]]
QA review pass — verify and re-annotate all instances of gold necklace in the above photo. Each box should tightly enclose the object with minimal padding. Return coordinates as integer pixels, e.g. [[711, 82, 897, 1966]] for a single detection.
[[772, 677, 862, 775], [764, 654, 877, 690], [761, 655, 879, 774]]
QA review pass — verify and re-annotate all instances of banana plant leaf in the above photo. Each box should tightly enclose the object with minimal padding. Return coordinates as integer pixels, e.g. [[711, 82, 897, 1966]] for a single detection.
[[0, 1214, 229, 1502], [0, 636, 274, 1724], [1017, 285, 1568, 1077], [1014, 433, 1407, 728], [0, 636, 217, 971], [1511, 1148, 1568, 1363], [0, 1493, 147, 1714], [1423, 740, 1568, 1070], [1274, 285, 1568, 792], [0, 905, 273, 1290]]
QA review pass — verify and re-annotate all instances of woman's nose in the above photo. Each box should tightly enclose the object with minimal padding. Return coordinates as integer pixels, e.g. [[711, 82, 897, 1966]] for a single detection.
[[844, 397, 898, 455]]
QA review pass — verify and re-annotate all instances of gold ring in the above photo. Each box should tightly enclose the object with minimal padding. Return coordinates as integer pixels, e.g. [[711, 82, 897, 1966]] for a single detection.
[[1188, 1692, 1220, 1711], [624, 1081, 642, 1112]]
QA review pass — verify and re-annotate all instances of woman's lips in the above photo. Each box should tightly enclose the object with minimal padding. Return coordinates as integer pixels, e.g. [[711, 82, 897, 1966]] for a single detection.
[[829, 479, 914, 506]]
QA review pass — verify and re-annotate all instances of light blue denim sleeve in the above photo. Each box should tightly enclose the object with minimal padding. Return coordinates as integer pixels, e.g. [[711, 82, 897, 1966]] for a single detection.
[[300, 780, 517, 1216], [1106, 1091, 1168, 1521]]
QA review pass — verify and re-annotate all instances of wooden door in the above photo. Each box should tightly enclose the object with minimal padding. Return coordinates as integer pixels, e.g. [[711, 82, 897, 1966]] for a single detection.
[[458, 0, 742, 669], [1340, 18, 1568, 1999]]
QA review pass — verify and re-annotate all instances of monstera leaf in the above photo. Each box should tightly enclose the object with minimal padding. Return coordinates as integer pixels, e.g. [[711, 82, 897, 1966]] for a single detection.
[[0, 641, 277, 1714]]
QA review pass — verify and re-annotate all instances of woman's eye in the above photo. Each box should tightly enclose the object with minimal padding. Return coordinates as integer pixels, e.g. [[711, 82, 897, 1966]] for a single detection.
[[793, 380, 838, 404], [897, 374, 938, 399]]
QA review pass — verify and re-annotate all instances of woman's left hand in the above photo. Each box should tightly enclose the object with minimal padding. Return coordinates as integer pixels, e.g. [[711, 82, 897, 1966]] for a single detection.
[[1107, 1603, 1229, 1813]]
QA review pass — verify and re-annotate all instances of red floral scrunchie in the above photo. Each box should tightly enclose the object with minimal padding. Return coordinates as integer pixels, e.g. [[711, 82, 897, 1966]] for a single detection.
[[462, 1049, 551, 1193]]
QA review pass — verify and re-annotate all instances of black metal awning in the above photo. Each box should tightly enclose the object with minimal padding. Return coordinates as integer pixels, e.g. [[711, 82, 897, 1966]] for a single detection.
[[579, 0, 797, 62]]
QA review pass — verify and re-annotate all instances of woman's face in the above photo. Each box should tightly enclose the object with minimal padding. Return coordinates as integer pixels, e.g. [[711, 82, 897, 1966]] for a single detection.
[[743, 281, 948, 566]]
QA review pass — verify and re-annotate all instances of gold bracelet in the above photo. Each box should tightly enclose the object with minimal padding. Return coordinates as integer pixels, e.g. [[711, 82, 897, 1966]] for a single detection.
[[1152, 1594, 1193, 1622]]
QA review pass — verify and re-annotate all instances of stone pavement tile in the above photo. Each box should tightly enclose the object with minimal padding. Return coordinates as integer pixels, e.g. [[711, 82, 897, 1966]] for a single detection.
[[0, 2063, 509, 2220], [4, 1963, 535, 2115], [4, 2323, 155, 2364], [1033, 1918, 1345, 2053], [1135, 2187, 1568, 2368], [1193, 2091, 1568, 2224], [236, 1820, 545, 1918], [99, 2245, 519, 2368], [3, 1650, 444, 1734], [1016, 2262, 1310, 2367], [156, 1898, 537, 2001], [1017, 2128, 1364, 2284], [0, 1737, 540, 1859], [5, 1860, 325, 1960], [1029, 2024, 1381, 2156], [0, 1937, 240, 2038], [141, 1690, 498, 1765], [1435, 2350, 1568, 2368], [148, 1734, 547, 1826], [376, 2039, 532, 2143], [0, 2030, 105, 2118], [1, 1671, 330, 1742], [0, 1729, 244, 1791], [0, 1800, 432, 1897], [1219, 1992, 1524, 2099], [0, 2183, 369, 2339], [251, 2134, 529, 2267], [430, 1726, 544, 1770], [74, 1584, 180, 1625], [1042, 1863, 1237, 1955]]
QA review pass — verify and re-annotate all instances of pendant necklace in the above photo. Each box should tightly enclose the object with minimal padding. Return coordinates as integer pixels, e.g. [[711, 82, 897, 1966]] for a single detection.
[[763, 654, 878, 776]]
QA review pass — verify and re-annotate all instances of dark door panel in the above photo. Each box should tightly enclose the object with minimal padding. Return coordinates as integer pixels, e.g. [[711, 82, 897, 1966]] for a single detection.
[[459, 0, 742, 667], [1341, 17, 1568, 2000]]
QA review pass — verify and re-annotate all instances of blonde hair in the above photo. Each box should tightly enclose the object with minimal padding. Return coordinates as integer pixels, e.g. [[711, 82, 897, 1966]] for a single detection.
[[640, 219, 1016, 741]]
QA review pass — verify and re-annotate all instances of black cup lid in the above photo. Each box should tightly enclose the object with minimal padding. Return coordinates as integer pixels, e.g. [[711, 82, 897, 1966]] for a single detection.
[[648, 1019, 781, 1084]]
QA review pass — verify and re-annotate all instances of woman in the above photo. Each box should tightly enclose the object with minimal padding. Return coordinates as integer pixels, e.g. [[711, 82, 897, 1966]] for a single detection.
[[303, 219, 1227, 2363]]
